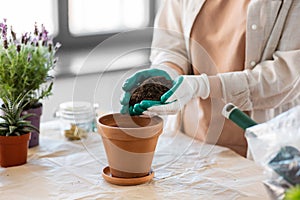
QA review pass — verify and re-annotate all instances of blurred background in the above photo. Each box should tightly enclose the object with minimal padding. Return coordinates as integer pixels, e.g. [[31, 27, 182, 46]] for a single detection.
[[1, 0, 160, 121]]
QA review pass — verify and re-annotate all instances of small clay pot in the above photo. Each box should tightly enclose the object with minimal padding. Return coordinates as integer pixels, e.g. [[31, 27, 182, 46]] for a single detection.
[[97, 113, 163, 178], [0, 133, 30, 167]]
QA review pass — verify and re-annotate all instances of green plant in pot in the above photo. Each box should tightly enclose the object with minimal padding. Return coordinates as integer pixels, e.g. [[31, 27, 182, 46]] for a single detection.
[[0, 93, 39, 167], [0, 19, 60, 147]]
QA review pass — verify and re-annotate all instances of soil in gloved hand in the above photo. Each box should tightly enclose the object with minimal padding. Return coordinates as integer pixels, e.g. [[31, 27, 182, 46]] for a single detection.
[[129, 76, 173, 106]]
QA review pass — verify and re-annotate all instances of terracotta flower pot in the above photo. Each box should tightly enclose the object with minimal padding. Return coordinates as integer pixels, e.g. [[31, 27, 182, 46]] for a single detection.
[[0, 133, 30, 167], [97, 113, 163, 178]]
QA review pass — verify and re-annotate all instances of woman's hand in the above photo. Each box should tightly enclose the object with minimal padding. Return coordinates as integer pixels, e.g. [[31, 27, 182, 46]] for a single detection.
[[120, 68, 173, 115], [143, 74, 210, 116]]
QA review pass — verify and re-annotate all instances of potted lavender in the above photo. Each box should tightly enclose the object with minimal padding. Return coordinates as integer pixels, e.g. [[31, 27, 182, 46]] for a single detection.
[[0, 19, 60, 147]]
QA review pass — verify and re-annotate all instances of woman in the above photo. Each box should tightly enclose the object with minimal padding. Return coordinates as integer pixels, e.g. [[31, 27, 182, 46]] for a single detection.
[[120, 0, 300, 156]]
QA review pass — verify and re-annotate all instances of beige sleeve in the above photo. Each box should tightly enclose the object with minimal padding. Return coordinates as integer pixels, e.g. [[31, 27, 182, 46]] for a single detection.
[[150, 62, 183, 80], [218, 50, 300, 111], [149, 0, 191, 75], [218, 1, 300, 111]]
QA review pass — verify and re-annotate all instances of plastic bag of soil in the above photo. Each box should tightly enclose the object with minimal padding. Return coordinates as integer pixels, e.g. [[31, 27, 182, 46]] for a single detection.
[[245, 106, 300, 199]]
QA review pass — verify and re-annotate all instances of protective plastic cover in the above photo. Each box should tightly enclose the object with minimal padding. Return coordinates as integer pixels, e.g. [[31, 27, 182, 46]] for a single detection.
[[245, 106, 300, 199]]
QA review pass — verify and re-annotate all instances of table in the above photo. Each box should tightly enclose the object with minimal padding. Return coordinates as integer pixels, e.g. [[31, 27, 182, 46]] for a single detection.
[[0, 120, 271, 199]]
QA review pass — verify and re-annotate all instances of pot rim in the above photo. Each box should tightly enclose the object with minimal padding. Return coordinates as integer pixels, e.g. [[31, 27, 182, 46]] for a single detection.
[[97, 113, 163, 131], [0, 132, 31, 144]]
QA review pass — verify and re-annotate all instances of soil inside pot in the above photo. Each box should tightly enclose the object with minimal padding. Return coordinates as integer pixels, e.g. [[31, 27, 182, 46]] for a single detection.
[[129, 76, 173, 106]]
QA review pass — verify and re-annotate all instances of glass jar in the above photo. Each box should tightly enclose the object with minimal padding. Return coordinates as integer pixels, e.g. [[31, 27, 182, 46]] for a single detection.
[[56, 101, 96, 140]]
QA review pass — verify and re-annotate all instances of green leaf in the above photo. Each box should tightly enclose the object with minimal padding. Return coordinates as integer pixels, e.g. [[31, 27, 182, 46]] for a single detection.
[[285, 185, 300, 200], [9, 125, 17, 134], [0, 127, 8, 131], [22, 123, 39, 133], [20, 113, 36, 120]]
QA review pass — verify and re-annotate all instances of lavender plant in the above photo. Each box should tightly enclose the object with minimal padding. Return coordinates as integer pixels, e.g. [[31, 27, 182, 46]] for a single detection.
[[0, 19, 60, 109]]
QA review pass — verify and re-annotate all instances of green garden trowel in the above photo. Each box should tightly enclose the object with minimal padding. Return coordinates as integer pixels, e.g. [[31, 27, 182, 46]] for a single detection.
[[222, 103, 257, 130]]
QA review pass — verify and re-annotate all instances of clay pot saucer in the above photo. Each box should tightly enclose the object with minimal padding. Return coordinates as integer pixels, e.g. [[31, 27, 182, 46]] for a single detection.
[[102, 166, 154, 186]]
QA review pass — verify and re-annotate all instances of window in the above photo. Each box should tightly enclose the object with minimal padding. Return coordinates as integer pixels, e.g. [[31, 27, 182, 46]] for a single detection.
[[0, 0, 58, 36], [69, 0, 150, 36], [55, 0, 154, 49], [1, 0, 155, 76], [1, 0, 154, 48]]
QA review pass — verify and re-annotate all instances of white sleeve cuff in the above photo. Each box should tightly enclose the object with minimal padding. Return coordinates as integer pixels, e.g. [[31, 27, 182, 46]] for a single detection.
[[150, 51, 190, 75], [151, 64, 181, 80]]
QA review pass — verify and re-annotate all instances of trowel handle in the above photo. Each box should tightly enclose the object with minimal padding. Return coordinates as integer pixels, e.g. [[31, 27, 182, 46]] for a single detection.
[[222, 103, 257, 130]]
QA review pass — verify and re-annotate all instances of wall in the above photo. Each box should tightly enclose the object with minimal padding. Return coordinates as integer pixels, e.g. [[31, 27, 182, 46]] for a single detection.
[[41, 68, 142, 122]]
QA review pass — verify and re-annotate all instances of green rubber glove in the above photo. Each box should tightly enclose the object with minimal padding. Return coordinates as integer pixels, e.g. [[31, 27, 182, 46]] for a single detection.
[[120, 68, 172, 115], [132, 100, 163, 115]]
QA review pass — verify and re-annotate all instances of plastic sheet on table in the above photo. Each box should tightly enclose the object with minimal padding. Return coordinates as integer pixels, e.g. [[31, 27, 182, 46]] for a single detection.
[[245, 106, 300, 199]]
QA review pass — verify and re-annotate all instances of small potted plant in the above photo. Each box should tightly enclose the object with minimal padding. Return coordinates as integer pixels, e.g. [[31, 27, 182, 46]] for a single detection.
[[0, 19, 60, 147], [0, 93, 39, 167]]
